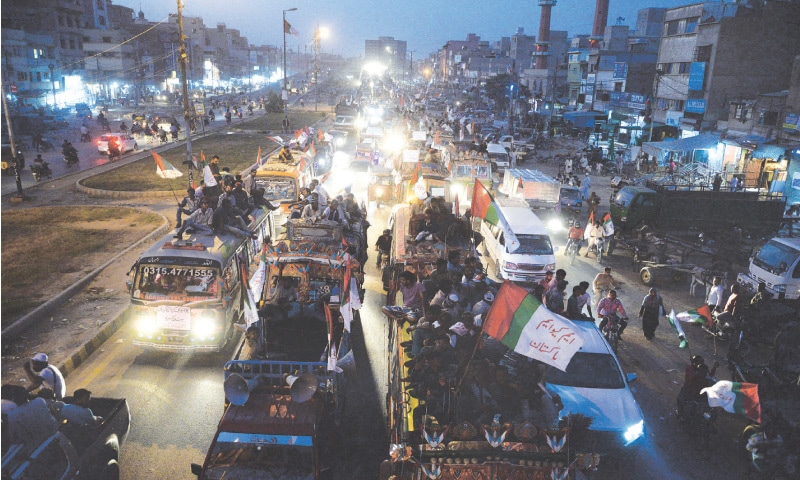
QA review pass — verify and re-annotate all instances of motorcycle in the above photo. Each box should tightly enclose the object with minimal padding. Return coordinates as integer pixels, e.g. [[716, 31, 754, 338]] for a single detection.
[[600, 311, 626, 352], [107, 142, 122, 161], [702, 310, 738, 342], [587, 235, 605, 263], [64, 152, 79, 167], [31, 162, 52, 181], [565, 238, 581, 266]]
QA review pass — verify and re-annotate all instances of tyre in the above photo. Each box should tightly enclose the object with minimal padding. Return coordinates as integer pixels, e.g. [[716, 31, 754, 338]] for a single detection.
[[597, 246, 603, 264], [640, 267, 655, 286]]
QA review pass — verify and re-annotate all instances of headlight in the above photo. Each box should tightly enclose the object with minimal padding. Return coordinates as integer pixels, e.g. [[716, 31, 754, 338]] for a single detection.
[[774, 284, 787, 293], [135, 315, 158, 335], [504, 262, 518, 271], [623, 420, 645, 445], [545, 263, 556, 271], [335, 137, 345, 147], [376, 187, 384, 197], [547, 218, 563, 232], [192, 316, 218, 337]]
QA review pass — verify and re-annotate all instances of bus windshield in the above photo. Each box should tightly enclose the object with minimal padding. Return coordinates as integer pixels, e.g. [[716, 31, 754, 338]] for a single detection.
[[133, 264, 221, 301], [514, 234, 554, 255], [255, 177, 297, 203]]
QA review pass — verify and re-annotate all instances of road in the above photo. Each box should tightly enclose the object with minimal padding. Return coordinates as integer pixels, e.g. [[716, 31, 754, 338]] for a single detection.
[[4, 103, 763, 479]]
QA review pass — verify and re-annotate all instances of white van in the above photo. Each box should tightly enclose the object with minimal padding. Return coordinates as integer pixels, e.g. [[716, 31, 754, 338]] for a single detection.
[[737, 237, 800, 301], [486, 143, 513, 172], [481, 197, 556, 283]]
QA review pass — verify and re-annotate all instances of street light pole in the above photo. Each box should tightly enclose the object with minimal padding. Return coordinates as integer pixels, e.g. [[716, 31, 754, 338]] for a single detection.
[[48, 63, 56, 107], [177, 0, 193, 188], [282, 7, 297, 117]]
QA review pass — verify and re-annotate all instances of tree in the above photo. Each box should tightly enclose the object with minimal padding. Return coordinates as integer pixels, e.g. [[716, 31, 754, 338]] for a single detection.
[[484, 74, 530, 116], [264, 91, 284, 113]]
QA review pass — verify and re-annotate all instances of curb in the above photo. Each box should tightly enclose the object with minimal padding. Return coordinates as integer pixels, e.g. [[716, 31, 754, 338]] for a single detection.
[[58, 306, 128, 378], [1, 210, 170, 338]]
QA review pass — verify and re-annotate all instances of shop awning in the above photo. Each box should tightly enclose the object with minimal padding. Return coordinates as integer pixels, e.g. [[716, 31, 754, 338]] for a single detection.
[[751, 143, 788, 159], [642, 133, 721, 157], [563, 111, 603, 128]]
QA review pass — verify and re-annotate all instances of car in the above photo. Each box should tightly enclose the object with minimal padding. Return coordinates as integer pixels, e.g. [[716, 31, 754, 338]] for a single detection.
[[131, 112, 150, 122], [75, 102, 92, 119], [559, 185, 583, 214], [544, 320, 646, 453], [41, 115, 69, 130], [97, 133, 138, 154], [334, 115, 356, 131]]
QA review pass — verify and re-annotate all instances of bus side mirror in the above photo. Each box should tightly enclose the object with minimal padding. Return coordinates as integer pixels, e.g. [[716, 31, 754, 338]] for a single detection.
[[126, 281, 133, 293]]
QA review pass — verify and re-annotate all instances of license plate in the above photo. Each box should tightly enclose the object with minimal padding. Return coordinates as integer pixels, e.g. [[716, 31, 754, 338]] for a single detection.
[[157, 306, 191, 330]]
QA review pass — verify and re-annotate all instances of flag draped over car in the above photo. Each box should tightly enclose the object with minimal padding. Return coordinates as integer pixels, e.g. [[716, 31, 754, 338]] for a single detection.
[[701, 380, 761, 423], [676, 305, 713, 326], [471, 179, 520, 252], [483, 282, 583, 371], [152, 151, 183, 179]]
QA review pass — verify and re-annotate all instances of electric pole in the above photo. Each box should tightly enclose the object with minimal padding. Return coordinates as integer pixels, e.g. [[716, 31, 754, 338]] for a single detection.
[[177, 0, 193, 187]]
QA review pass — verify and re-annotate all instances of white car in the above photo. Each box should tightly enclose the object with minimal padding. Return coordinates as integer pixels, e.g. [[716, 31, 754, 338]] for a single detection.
[[97, 134, 138, 155], [544, 320, 646, 453]]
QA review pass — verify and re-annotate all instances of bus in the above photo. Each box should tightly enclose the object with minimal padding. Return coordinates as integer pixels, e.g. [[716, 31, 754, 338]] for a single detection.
[[253, 151, 315, 216], [127, 208, 276, 352]]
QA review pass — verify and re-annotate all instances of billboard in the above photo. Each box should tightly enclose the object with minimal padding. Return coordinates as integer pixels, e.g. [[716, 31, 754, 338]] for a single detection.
[[688, 62, 706, 91], [685, 99, 706, 114], [613, 62, 628, 80]]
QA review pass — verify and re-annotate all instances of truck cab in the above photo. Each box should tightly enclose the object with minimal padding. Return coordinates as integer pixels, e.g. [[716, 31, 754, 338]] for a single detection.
[[738, 237, 800, 301], [610, 185, 658, 230]]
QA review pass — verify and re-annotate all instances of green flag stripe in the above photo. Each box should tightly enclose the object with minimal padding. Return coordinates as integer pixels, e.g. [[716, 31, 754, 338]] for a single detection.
[[500, 294, 541, 350], [732, 382, 745, 414], [484, 204, 500, 225]]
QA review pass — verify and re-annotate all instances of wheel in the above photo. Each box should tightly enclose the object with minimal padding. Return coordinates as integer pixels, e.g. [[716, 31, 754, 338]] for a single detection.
[[495, 259, 503, 280], [133, 143, 138, 151], [597, 247, 603, 264], [640, 267, 655, 286]]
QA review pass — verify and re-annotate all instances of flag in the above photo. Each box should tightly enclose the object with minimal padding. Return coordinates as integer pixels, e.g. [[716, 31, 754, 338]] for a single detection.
[[588, 210, 595, 226], [701, 380, 761, 423], [410, 162, 421, 186], [256, 146, 263, 167], [341, 300, 353, 333], [203, 164, 218, 187], [298, 156, 306, 172], [283, 19, 299, 37], [152, 151, 183, 179], [267, 135, 285, 145], [309, 143, 316, 157], [434, 131, 440, 145], [240, 264, 259, 327], [602, 212, 615, 236], [471, 180, 520, 252], [248, 259, 266, 297], [667, 309, 688, 349], [676, 305, 713, 326], [483, 282, 584, 371]]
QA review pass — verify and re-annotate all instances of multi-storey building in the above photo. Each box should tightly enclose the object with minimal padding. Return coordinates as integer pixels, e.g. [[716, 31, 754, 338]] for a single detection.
[[653, 1, 800, 133]]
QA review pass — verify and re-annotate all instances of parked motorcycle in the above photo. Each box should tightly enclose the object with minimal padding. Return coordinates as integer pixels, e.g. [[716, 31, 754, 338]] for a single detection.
[[31, 161, 52, 181]]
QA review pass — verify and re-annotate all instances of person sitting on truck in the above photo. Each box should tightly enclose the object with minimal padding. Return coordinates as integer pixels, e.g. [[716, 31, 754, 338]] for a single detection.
[[260, 276, 299, 325], [23, 353, 66, 400], [301, 194, 325, 220], [322, 198, 347, 224], [5, 386, 59, 447], [237, 325, 264, 361], [61, 388, 103, 428]]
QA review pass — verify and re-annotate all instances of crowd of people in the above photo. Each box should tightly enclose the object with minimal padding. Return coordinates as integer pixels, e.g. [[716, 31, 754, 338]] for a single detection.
[[173, 155, 279, 240]]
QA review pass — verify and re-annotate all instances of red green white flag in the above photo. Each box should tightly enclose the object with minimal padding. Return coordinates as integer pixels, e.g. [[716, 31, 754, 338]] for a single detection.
[[483, 282, 584, 371], [701, 380, 761, 423], [152, 151, 183, 179], [676, 304, 713, 326], [470, 180, 520, 252]]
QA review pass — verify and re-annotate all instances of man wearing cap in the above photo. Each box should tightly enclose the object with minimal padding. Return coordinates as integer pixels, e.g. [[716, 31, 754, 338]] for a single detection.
[[472, 291, 494, 317], [443, 293, 463, 319], [23, 353, 66, 399]]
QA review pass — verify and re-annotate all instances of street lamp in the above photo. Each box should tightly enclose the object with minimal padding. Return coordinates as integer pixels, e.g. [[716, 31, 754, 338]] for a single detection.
[[48, 63, 56, 107], [314, 25, 329, 112], [282, 7, 297, 116]]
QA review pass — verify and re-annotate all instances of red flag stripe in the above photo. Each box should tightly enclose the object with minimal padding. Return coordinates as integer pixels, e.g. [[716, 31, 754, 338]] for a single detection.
[[483, 282, 529, 340]]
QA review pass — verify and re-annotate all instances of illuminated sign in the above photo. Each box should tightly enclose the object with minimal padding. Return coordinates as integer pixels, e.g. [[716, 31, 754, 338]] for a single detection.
[[685, 99, 706, 114]]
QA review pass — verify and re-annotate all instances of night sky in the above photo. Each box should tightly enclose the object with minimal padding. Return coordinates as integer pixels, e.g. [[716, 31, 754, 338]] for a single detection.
[[116, 0, 690, 57]]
